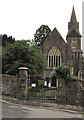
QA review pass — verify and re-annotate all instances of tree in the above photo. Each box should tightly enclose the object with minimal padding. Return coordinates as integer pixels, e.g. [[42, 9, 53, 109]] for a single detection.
[[2, 34, 15, 46], [56, 65, 75, 84], [56, 65, 74, 101], [2, 40, 45, 75], [34, 25, 51, 46], [56, 66, 70, 80]]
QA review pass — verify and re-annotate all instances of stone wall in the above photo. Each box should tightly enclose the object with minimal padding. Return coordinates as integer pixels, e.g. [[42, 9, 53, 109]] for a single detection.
[[2, 74, 27, 99], [2, 74, 84, 106], [66, 79, 83, 106], [40, 28, 67, 65], [53, 78, 84, 106]]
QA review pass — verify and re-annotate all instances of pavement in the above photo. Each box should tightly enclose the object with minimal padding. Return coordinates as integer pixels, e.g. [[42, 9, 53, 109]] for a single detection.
[[2, 102, 83, 118], [1, 96, 84, 114]]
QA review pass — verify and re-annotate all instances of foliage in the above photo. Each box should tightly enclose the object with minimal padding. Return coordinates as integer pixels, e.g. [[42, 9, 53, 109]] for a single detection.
[[27, 86, 45, 99], [2, 40, 45, 75], [56, 65, 75, 84], [34, 24, 51, 46], [27, 90, 40, 99], [56, 66, 70, 79], [2, 34, 15, 46]]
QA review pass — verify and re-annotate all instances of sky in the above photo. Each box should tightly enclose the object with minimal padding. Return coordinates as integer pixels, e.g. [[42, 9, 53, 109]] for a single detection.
[[0, 0, 83, 42]]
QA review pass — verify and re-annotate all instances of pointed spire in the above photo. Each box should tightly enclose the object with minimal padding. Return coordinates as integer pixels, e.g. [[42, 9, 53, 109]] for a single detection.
[[70, 6, 77, 23], [67, 6, 81, 38]]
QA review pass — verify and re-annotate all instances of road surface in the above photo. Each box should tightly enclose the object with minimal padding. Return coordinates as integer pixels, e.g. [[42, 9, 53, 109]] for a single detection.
[[2, 102, 83, 118]]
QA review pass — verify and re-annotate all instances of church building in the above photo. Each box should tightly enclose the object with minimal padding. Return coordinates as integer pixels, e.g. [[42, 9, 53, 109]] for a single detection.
[[40, 6, 84, 87]]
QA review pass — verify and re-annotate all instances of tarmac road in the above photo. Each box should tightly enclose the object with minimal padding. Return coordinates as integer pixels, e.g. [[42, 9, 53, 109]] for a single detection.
[[2, 101, 83, 119]]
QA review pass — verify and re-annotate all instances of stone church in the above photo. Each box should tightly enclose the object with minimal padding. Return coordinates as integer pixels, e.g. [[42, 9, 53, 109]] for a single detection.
[[40, 6, 84, 87]]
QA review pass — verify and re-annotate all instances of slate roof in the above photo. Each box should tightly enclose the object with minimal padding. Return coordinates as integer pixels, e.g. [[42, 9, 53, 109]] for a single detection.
[[67, 30, 82, 37], [70, 6, 77, 23]]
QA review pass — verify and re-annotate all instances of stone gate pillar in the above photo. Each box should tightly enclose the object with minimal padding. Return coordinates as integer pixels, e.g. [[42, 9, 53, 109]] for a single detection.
[[18, 67, 29, 78], [18, 67, 29, 99]]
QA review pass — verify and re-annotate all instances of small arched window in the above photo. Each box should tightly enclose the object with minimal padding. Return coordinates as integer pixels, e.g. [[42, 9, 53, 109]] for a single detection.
[[48, 46, 61, 69]]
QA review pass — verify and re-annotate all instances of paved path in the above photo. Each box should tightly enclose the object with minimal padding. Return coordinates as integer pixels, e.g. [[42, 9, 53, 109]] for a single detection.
[[2, 101, 83, 118]]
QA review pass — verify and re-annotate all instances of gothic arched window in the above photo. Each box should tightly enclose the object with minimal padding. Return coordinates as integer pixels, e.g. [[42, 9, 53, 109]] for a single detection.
[[48, 46, 61, 69]]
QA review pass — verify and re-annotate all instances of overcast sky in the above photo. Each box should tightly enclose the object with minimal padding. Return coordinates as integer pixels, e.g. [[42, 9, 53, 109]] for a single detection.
[[0, 0, 83, 41]]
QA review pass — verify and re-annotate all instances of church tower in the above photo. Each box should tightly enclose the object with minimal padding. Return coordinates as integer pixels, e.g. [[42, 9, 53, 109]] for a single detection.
[[66, 6, 82, 59], [66, 6, 83, 76]]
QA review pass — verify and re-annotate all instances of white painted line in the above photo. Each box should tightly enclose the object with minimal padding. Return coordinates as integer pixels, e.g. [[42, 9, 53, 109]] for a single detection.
[[0, 100, 12, 104], [0, 99, 17, 106]]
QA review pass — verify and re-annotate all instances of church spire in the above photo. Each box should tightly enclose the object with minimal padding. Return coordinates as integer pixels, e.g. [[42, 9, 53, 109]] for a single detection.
[[70, 6, 77, 23], [67, 6, 80, 34], [66, 6, 82, 51]]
